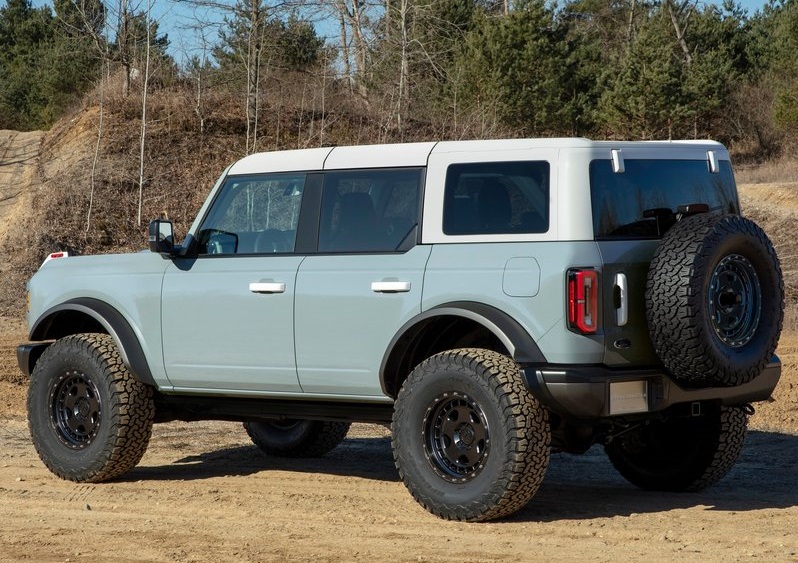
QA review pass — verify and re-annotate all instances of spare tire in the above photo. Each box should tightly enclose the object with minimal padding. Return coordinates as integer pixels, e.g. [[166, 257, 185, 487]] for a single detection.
[[646, 213, 783, 387]]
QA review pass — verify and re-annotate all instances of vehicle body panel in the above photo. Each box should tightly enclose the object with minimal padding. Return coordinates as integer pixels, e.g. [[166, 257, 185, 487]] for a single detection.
[[294, 246, 432, 396], [161, 255, 305, 392]]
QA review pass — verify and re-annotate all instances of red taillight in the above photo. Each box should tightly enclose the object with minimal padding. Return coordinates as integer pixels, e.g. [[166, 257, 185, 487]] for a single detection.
[[567, 269, 599, 334]]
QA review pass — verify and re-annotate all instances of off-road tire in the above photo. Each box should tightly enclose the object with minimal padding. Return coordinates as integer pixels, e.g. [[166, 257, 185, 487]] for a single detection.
[[27, 333, 154, 482], [244, 419, 350, 457], [605, 405, 748, 492], [646, 213, 783, 387], [391, 348, 550, 522]]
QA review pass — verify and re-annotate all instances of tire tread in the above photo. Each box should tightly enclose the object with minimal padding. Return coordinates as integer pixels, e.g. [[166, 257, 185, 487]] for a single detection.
[[392, 348, 549, 522], [28, 333, 154, 482]]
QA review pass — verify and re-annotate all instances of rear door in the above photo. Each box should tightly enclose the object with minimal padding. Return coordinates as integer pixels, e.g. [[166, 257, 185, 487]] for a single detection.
[[294, 168, 429, 397]]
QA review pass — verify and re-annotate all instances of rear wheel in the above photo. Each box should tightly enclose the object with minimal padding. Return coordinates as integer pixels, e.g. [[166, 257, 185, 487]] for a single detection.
[[244, 419, 350, 457], [392, 348, 550, 522], [604, 405, 748, 492], [27, 333, 154, 482]]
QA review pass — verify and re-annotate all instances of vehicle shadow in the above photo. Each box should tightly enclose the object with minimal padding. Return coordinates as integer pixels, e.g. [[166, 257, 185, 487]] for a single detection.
[[128, 429, 798, 520], [128, 435, 400, 483], [515, 429, 798, 522]]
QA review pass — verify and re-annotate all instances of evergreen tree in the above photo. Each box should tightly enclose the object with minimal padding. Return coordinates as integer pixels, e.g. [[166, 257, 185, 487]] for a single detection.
[[0, 0, 106, 129], [454, 0, 569, 135], [0, 0, 55, 129], [599, 9, 684, 139]]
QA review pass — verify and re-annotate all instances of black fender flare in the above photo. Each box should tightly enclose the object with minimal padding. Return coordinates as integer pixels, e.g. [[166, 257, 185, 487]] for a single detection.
[[379, 301, 547, 396], [29, 297, 157, 387]]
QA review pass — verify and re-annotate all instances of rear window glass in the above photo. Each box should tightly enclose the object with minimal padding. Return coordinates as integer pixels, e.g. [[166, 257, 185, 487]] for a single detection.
[[590, 159, 739, 239], [443, 161, 550, 235]]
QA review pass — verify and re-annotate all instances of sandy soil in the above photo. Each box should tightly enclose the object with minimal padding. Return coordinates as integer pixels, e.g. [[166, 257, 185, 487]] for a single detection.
[[3, 316, 798, 562]]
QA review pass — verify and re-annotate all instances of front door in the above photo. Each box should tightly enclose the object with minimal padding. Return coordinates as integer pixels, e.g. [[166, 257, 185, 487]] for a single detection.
[[161, 172, 308, 393]]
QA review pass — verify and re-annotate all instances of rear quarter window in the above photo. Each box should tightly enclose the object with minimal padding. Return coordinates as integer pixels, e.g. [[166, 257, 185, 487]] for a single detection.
[[590, 159, 739, 239], [443, 161, 550, 235]]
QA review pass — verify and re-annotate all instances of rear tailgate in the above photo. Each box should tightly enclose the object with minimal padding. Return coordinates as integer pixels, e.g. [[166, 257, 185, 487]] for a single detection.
[[597, 240, 660, 367]]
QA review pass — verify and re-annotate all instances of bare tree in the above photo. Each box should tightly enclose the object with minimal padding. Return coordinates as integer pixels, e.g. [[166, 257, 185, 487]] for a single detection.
[[332, 0, 372, 100], [87, 61, 107, 232], [137, 0, 153, 225], [666, 0, 696, 67], [51, 0, 112, 232], [244, 0, 267, 153]]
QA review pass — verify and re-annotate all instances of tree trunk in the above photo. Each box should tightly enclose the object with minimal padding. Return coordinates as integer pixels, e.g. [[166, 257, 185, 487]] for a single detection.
[[667, 0, 694, 67], [337, 8, 353, 92], [137, 0, 152, 226], [335, 0, 369, 101], [396, 0, 410, 131]]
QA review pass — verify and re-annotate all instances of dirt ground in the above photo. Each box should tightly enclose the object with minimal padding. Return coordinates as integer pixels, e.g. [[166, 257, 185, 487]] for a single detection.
[[2, 315, 798, 563]]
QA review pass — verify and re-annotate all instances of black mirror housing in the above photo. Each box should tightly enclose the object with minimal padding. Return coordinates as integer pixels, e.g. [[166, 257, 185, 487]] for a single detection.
[[148, 219, 175, 254]]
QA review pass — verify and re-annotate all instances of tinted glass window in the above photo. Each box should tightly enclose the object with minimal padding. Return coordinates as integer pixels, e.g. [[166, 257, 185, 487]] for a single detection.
[[197, 174, 305, 254], [443, 161, 550, 235], [590, 159, 739, 239], [318, 168, 422, 252]]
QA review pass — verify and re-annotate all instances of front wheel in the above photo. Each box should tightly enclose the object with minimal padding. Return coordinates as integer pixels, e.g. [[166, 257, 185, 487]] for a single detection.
[[392, 348, 550, 522], [604, 405, 748, 492], [27, 334, 155, 482]]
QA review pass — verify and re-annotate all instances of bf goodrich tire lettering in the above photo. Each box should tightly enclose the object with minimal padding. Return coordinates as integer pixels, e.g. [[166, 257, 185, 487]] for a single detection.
[[27, 333, 154, 482], [646, 213, 784, 387]]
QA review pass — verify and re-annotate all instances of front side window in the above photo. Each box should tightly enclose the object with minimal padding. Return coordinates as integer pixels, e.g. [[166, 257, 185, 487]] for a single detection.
[[318, 168, 422, 252], [443, 161, 550, 235], [197, 174, 306, 254]]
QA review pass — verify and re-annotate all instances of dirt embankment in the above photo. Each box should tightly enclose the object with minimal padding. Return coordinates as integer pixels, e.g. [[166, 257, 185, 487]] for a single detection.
[[0, 130, 43, 240], [0, 130, 44, 304]]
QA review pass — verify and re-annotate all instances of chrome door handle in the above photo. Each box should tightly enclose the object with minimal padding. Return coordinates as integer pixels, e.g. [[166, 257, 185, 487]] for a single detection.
[[614, 273, 628, 326], [371, 281, 411, 293], [249, 282, 286, 294]]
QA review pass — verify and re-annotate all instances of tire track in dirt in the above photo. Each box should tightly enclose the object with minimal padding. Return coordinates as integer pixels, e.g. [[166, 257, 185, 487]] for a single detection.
[[0, 129, 44, 242]]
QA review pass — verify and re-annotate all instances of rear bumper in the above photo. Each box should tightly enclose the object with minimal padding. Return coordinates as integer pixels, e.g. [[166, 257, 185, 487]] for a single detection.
[[523, 356, 781, 420]]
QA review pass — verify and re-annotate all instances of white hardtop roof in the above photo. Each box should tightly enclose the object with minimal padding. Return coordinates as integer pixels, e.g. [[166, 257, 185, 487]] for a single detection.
[[227, 138, 727, 175]]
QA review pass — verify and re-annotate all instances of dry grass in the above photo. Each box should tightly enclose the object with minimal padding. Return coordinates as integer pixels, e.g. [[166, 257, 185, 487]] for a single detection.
[[738, 182, 798, 304], [735, 157, 798, 185]]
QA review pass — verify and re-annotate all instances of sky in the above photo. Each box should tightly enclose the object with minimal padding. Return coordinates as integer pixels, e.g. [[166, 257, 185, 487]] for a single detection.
[[26, 0, 776, 67]]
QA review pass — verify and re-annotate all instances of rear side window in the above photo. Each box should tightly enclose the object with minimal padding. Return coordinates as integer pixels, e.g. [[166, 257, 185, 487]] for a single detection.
[[318, 168, 423, 252], [443, 161, 550, 235], [590, 159, 739, 239]]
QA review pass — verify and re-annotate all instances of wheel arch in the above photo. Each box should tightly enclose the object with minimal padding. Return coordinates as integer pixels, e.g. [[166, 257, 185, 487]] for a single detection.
[[380, 301, 546, 398], [28, 298, 157, 387]]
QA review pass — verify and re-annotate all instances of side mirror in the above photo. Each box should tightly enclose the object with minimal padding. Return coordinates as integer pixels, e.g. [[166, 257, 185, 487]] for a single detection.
[[148, 219, 175, 254]]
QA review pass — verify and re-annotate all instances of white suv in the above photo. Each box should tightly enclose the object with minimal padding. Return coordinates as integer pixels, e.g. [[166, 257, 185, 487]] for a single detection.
[[19, 138, 783, 521]]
